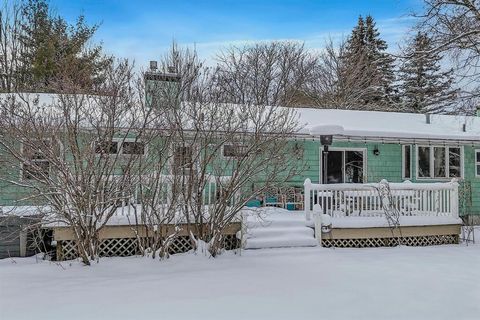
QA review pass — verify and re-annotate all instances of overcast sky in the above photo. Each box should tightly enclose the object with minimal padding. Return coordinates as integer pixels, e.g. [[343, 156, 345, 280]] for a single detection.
[[50, 0, 423, 67]]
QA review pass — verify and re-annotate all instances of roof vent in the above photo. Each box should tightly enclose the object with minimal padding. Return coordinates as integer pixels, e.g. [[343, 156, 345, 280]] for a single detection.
[[425, 113, 431, 124], [149, 60, 158, 71]]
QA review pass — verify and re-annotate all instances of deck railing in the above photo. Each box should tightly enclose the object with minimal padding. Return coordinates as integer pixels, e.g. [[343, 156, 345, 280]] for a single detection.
[[304, 178, 459, 222], [115, 174, 233, 216]]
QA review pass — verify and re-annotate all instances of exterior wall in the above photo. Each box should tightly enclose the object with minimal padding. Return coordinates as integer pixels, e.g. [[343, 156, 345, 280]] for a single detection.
[[1, 136, 480, 216], [461, 146, 480, 216], [293, 139, 480, 216]]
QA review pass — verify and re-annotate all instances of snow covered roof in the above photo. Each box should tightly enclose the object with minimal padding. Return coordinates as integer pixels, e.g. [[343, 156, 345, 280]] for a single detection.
[[296, 108, 480, 142], [2, 93, 479, 142]]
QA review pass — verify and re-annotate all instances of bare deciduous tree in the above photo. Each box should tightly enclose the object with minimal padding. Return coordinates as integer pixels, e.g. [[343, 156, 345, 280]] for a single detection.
[[0, 60, 163, 265], [153, 44, 305, 256], [0, 1, 25, 92], [417, 0, 480, 112]]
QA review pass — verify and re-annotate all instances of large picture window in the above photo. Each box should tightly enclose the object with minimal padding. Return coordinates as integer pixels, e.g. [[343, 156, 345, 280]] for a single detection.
[[417, 146, 462, 179]]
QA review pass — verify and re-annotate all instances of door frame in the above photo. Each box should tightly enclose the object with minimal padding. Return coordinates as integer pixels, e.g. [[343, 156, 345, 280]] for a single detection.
[[319, 147, 368, 184]]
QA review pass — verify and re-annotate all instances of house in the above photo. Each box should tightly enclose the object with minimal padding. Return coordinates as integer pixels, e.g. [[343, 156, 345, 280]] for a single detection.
[[1, 71, 479, 258]]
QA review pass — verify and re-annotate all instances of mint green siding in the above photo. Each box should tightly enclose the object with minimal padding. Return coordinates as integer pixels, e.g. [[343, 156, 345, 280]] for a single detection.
[[2, 138, 480, 216]]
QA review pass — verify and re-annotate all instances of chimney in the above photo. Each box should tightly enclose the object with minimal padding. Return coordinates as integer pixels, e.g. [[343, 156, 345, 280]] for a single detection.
[[425, 113, 431, 124], [149, 60, 158, 71], [476, 106, 480, 117], [167, 66, 176, 73]]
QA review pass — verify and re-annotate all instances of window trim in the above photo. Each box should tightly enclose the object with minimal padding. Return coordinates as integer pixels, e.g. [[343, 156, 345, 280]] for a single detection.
[[93, 137, 147, 156], [222, 143, 249, 159], [319, 147, 367, 184], [415, 145, 463, 180], [170, 143, 197, 175], [475, 149, 480, 177], [20, 139, 55, 181], [402, 145, 412, 180]]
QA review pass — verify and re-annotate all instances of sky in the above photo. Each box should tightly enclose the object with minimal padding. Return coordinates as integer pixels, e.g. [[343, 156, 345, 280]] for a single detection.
[[49, 0, 424, 67]]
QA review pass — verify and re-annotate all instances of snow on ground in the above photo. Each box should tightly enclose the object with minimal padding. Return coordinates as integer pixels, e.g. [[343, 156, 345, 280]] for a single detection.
[[1, 239, 480, 320]]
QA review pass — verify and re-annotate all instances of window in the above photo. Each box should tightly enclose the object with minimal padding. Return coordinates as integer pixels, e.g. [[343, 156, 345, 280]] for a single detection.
[[22, 140, 51, 180], [418, 146, 431, 178], [449, 147, 461, 178], [417, 146, 462, 179], [322, 149, 365, 183], [172, 145, 193, 174], [94, 140, 145, 155], [402, 145, 412, 179], [95, 141, 118, 154], [122, 142, 145, 155], [345, 150, 364, 183], [223, 144, 248, 158], [476, 150, 480, 177]]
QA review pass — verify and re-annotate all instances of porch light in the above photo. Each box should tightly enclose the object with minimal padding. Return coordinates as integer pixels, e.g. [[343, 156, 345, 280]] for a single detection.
[[373, 146, 380, 156]]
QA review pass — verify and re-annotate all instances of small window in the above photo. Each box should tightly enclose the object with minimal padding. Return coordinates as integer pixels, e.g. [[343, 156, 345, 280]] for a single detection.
[[122, 142, 145, 155], [476, 150, 480, 177], [173, 145, 193, 174], [95, 141, 118, 154], [223, 144, 248, 158], [402, 145, 411, 179], [22, 141, 51, 180]]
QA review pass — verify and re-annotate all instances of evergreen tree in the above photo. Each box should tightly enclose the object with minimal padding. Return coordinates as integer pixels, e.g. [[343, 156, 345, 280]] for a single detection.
[[18, 0, 111, 92], [399, 32, 457, 114], [339, 15, 396, 109]]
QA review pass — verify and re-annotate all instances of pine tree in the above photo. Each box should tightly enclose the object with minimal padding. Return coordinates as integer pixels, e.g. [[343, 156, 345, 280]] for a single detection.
[[399, 32, 457, 114], [339, 15, 396, 109], [19, 0, 111, 92], [364, 16, 396, 104]]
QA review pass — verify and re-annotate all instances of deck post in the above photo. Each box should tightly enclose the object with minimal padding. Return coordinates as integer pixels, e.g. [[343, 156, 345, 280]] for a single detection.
[[304, 179, 312, 221], [313, 204, 322, 246], [450, 179, 459, 219]]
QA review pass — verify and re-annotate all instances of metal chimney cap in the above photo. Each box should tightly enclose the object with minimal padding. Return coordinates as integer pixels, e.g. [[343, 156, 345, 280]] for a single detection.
[[149, 61, 158, 71]]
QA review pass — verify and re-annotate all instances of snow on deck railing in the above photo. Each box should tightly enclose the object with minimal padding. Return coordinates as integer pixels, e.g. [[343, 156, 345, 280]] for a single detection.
[[304, 178, 459, 222], [116, 174, 234, 216]]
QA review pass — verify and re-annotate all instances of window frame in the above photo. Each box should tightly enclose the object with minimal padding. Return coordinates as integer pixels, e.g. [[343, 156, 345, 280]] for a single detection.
[[475, 149, 480, 177], [415, 145, 463, 180], [171, 143, 197, 175], [222, 143, 249, 159], [402, 145, 412, 180], [20, 139, 56, 181], [319, 147, 367, 184], [93, 138, 147, 156]]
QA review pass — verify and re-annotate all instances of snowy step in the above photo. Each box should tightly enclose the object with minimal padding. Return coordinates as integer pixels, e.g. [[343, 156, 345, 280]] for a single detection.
[[243, 208, 317, 249], [246, 227, 315, 239], [246, 217, 307, 229], [245, 236, 318, 249]]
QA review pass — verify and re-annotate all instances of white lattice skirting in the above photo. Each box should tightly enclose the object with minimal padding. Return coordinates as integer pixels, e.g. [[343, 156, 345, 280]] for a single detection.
[[57, 235, 240, 261], [321, 234, 459, 248]]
